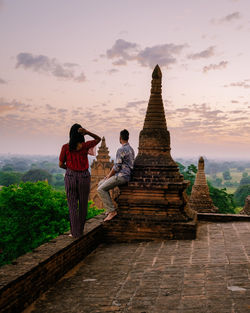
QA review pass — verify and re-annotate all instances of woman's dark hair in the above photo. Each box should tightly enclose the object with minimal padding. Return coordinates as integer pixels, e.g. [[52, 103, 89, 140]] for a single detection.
[[120, 129, 129, 141], [69, 123, 85, 151]]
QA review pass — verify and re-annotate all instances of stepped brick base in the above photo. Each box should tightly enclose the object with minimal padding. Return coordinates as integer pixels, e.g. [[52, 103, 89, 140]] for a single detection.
[[104, 217, 197, 242]]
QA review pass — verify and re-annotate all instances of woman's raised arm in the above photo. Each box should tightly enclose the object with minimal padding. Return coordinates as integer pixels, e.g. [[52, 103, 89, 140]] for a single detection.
[[78, 128, 101, 144]]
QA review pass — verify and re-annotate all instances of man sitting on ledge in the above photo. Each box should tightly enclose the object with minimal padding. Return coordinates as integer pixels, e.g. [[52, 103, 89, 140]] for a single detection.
[[97, 129, 135, 222]]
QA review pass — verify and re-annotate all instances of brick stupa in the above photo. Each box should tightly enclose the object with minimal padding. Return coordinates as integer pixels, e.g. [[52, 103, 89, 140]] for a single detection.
[[104, 65, 197, 242], [90, 137, 117, 209], [240, 195, 250, 215], [189, 157, 218, 213]]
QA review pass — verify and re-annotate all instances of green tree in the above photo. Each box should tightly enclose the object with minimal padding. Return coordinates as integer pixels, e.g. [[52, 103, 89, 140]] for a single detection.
[[207, 182, 236, 214], [223, 170, 232, 181], [22, 169, 52, 184], [242, 172, 248, 178], [0, 171, 23, 186], [177, 162, 197, 195], [52, 173, 65, 188], [0, 182, 104, 266], [2, 164, 14, 172], [234, 184, 250, 206], [210, 176, 222, 187], [239, 176, 250, 186]]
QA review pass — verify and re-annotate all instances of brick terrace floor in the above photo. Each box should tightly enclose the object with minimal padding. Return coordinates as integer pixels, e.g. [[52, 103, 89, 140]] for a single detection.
[[23, 222, 250, 313]]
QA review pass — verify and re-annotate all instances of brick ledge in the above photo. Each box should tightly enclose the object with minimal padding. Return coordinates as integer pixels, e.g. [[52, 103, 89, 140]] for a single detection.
[[0, 213, 105, 313], [198, 212, 250, 222]]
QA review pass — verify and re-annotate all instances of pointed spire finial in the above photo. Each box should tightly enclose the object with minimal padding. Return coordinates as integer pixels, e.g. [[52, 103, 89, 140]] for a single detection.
[[101, 136, 106, 148], [198, 156, 204, 170], [152, 64, 162, 79]]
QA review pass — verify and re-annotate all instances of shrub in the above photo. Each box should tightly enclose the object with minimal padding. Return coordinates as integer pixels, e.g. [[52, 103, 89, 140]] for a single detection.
[[0, 171, 23, 187], [22, 169, 52, 184], [0, 182, 104, 266], [207, 182, 236, 214], [239, 176, 250, 186], [234, 184, 250, 207]]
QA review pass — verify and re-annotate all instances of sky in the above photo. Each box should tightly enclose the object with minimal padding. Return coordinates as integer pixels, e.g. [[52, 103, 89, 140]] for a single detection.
[[0, 0, 250, 160]]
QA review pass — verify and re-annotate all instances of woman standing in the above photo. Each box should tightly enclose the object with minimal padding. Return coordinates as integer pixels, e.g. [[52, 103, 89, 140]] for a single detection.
[[59, 124, 101, 238]]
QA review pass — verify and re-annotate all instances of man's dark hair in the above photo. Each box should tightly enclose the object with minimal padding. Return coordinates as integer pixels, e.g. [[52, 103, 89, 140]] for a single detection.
[[120, 129, 129, 141]]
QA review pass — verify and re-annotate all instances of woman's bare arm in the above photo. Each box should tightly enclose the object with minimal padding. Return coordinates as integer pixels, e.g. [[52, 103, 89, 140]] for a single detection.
[[78, 128, 101, 143], [59, 161, 67, 170]]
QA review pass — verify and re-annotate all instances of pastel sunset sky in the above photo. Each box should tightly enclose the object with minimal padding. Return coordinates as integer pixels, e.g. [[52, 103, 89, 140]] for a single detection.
[[0, 0, 249, 159]]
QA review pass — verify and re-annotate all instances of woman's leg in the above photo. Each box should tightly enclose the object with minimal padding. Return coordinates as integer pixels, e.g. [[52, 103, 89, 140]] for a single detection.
[[65, 170, 80, 237], [78, 172, 91, 236]]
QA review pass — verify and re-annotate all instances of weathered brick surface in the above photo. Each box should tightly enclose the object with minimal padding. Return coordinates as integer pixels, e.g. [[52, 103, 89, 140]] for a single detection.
[[90, 137, 119, 209], [22, 222, 250, 313], [198, 212, 250, 222], [241, 196, 250, 216], [105, 65, 197, 241], [0, 214, 105, 313], [189, 157, 218, 213]]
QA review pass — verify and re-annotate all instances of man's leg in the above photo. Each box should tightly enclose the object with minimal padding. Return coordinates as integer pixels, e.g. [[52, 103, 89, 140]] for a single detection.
[[97, 176, 117, 213], [97, 175, 127, 221]]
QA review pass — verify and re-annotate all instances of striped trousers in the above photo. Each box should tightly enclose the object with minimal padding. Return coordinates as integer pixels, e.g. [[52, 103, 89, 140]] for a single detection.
[[64, 168, 90, 238]]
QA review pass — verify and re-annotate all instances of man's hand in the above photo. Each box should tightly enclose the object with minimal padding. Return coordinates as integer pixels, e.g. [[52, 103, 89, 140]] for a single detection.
[[106, 168, 116, 180]]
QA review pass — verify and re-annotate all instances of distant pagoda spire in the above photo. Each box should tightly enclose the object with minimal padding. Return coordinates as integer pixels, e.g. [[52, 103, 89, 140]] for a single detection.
[[240, 196, 250, 215], [96, 137, 110, 163], [189, 157, 218, 213]]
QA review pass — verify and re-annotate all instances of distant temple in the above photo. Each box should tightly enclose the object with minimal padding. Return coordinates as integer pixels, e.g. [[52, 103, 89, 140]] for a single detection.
[[189, 157, 218, 213], [89, 137, 116, 209], [240, 195, 250, 215], [104, 65, 197, 241]]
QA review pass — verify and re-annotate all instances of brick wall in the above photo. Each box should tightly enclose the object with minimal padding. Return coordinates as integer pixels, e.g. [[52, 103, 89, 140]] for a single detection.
[[0, 214, 105, 313]]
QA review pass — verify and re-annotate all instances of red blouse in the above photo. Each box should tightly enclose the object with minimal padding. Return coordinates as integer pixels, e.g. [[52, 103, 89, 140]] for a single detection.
[[59, 140, 98, 171]]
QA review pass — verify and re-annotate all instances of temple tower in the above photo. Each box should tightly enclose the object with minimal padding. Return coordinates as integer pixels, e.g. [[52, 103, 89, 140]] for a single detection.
[[104, 65, 197, 241], [89, 137, 115, 209], [189, 157, 218, 213], [240, 196, 250, 215]]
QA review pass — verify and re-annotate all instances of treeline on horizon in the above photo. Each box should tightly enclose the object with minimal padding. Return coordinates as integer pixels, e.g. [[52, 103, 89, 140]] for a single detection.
[[0, 154, 250, 267], [0, 154, 250, 207]]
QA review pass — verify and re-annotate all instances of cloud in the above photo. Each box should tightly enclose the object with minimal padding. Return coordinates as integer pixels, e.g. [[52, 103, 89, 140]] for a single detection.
[[106, 39, 139, 65], [221, 12, 241, 22], [0, 78, 7, 84], [230, 110, 244, 114], [105, 39, 187, 68], [187, 46, 215, 60], [74, 72, 86, 82], [164, 102, 250, 148], [203, 61, 228, 73], [16, 53, 86, 82], [224, 80, 250, 88], [107, 69, 119, 75], [114, 107, 128, 113], [0, 98, 30, 115], [229, 117, 248, 122], [126, 100, 147, 108], [46, 104, 56, 111], [137, 43, 187, 68], [211, 11, 241, 24]]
